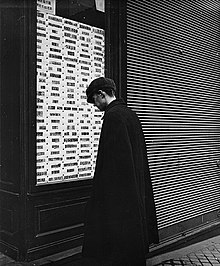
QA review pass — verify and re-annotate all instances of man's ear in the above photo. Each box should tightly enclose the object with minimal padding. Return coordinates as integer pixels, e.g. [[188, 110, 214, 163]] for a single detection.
[[98, 90, 105, 98]]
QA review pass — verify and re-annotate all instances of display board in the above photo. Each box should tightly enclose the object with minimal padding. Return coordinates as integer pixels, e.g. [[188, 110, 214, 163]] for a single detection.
[[37, 0, 56, 14], [36, 11, 105, 184]]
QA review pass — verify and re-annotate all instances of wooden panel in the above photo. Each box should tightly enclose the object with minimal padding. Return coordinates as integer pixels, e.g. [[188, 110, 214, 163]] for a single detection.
[[0, 1, 22, 191], [105, 0, 127, 99], [36, 201, 86, 237], [0, 191, 20, 260], [1, 208, 14, 235], [0, 1, 30, 261], [0, 193, 19, 238], [25, 186, 91, 261]]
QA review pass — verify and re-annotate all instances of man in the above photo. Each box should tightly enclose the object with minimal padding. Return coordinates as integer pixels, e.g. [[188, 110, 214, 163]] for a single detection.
[[82, 77, 159, 265]]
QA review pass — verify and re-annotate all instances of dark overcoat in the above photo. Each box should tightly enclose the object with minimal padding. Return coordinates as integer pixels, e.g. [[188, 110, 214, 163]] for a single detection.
[[82, 99, 158, 265]]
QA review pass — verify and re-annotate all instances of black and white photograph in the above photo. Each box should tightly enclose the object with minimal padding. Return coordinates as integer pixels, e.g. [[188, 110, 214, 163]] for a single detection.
[[0, 0, 219, 265]]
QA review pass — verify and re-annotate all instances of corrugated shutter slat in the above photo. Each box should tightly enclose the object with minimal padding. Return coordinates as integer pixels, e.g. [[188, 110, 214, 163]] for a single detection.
[[127, 0, 220, 230]]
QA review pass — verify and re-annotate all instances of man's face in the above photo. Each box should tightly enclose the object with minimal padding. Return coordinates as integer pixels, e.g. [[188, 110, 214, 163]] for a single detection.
[[92, 92, 107, 111]]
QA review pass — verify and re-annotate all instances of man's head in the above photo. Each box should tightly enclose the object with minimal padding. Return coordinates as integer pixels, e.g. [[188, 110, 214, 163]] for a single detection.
[[86, 77, 116, 111]]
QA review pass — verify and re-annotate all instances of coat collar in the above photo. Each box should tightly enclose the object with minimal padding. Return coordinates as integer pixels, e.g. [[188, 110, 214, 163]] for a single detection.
[[102, 98, 126, 120]]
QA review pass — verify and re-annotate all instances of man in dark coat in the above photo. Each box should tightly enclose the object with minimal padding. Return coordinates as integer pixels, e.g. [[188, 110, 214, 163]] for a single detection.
[[82, 77, 159, 265]]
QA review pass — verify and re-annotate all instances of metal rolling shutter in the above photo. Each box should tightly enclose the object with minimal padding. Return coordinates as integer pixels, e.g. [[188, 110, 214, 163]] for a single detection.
[[126, 0, 220, 231]]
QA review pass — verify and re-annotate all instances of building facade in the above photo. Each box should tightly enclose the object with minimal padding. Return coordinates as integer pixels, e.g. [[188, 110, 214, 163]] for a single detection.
[[0, 0, 219, 262]]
